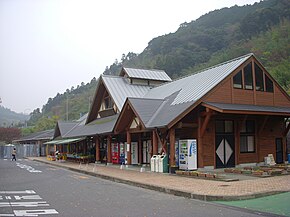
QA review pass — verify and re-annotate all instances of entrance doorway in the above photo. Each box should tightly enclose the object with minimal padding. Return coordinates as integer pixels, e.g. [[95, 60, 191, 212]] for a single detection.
[[276, 138, 283, 164], [215, 120, 235, 168]]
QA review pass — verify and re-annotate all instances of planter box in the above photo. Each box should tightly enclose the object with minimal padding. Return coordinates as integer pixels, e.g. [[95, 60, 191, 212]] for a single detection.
[[224, 168, 234, 173], [268, 169, 283, 175], [252, 171, 263, 176], [189, 171, 199, 176], [198, 173, 207, 177], [233, 169, 242, 174], [206, 173, 216, 179], [241, 170, 252, 175], [175, 170, 183, 175]]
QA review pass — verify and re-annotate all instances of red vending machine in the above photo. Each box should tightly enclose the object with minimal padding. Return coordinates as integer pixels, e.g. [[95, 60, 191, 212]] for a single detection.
[[112, 143, 120, 164]]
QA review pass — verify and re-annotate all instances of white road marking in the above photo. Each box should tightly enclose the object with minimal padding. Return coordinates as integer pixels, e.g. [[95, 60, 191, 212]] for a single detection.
[[14, 195, 42, 200], [15, 163, 42, 173], [0, 201, 49, 208], [14, 209, 58, 216], [0, 191, 35, 194]]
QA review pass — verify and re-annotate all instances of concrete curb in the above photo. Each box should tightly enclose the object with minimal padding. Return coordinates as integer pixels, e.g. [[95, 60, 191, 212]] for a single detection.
[[32, 159, 287, 201]]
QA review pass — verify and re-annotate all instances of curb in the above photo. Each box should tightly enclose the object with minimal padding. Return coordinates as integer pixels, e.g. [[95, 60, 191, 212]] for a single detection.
[[31, 159, 287, 201]]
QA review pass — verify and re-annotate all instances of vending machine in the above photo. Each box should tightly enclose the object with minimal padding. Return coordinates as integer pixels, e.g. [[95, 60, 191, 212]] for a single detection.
[[111, 143, 120, 164], [119, 143, 125, 164], [131, 142, 138, 165], [179, 139, 197, 170]]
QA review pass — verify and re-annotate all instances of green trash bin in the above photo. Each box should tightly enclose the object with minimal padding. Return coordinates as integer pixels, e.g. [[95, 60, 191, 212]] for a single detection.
[[159, 155, 168, 173]]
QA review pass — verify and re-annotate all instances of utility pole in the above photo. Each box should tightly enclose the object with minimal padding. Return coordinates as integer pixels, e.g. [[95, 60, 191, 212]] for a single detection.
[[66, 94, 68, 121]]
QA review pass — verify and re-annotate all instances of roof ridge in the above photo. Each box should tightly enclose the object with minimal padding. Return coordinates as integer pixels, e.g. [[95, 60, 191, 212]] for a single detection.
[[124, 67, 165, 72]]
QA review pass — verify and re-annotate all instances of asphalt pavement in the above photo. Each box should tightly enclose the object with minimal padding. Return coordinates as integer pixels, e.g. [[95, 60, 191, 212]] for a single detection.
[[0, 158, 281, 217]]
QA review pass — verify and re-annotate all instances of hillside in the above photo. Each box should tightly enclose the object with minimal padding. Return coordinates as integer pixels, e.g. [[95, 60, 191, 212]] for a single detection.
[[27, 0, 290, 133], [0, 106, 29, 127], [104, 0, 290, 92]]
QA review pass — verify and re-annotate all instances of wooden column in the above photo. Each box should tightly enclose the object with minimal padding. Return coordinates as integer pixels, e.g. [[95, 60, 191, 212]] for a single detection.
[[138, 134, 142, 165], [197, 116, 204, 168], [127, 131, 131, 165], [107, 136, 112, 163], [95, 137, 100, 162], [152, 130, 158, 155], [169, 128, 176, 166]]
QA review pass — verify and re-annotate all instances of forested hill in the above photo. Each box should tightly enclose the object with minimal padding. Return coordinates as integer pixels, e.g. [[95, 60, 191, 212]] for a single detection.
[[26, 0, 290, 134], [0, 106, 29, 127], [104, 0, 290, 92]]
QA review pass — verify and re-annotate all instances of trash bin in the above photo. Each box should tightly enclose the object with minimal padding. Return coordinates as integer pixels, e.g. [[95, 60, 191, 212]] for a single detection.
[[159, 155, 168, 173], [151, 155, 157, 172], [155, 155, 160, 172]]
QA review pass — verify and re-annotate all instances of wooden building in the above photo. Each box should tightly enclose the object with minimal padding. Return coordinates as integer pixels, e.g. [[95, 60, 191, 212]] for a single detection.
[[48, 53, 290, 170]]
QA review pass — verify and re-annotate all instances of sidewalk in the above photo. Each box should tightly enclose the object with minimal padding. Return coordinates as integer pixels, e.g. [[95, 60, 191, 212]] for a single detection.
[[29, 157, 290, 201]]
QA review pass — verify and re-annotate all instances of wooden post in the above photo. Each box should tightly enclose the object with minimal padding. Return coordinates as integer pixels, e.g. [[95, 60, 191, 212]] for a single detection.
[[107, 136, 112, 163], [127, 131, 131, 165], [138, 134, 142, 165], [197, 116, 204, 168], [169, 128, 176, 166], [95, 137, 100, 162], [152, 130, 158, 155]]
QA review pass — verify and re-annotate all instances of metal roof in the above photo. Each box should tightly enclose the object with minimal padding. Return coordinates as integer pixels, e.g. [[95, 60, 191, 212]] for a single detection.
[[145, 53, 252, 105], [102, 75, 151, 111], [13, 129, 54, 142], [123, 67, 172, 81], [204, 102, 290, 115], [63, 114, 119, 138], [56, 121, 79, 137]]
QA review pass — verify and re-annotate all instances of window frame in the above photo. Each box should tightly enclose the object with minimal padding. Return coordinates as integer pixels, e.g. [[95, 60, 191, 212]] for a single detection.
[[240, 120, 256, 153]]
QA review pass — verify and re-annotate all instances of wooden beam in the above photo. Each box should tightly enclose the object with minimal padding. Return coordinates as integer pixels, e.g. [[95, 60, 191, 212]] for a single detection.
[[176, 122, 198, 128], [169, 128, 175, 166], [107, 136, 112, 163], [258, 116, 269, 135], [138, 134, 142, 165], [197, 116, 204, 168], [200, 109, 213, 138], [152, 130, 158, 155], [95, 136, 100, 162], [126, 131, 131, 165]]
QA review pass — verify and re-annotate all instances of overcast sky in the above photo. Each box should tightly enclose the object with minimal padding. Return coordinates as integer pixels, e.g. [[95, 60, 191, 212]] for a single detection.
[[0, 0, 260, 114]]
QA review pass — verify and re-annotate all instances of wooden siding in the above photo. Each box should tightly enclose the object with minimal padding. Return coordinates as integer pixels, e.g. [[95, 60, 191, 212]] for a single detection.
[[274, 85, 290, 107], [204, 57, 290, 108]]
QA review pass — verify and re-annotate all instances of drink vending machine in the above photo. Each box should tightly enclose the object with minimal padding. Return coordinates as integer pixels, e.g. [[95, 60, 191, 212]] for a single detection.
[[179, 139, 197, 170], [119, 143, 125, 164], [111, 143, 119, 164]]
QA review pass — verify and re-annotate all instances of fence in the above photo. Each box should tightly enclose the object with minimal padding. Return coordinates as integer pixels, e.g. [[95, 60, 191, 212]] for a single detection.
[[0, 144, 41, 159]]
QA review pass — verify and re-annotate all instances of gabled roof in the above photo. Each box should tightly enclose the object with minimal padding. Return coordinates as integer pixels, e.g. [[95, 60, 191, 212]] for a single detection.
[[115, 54, 262, 130], [121, 67, 172, 82], [13, 129, 54, 142], [62, 114, 119, 138], [54, 121, 79, 138], [144, 53, 252, 105], [102, 75, 151, 111]]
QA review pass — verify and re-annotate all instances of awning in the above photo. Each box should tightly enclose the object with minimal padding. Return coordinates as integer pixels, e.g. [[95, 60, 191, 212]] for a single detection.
[[44, 137, 85, 145], [203, 102, 290, 116]]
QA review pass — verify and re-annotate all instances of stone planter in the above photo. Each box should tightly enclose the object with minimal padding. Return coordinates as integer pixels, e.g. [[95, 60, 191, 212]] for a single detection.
[[189, 171, 199, 176], [252, 171, 263, 176], [232, 169, 242, 174], [206, 173, 216, 179], [241, 170, 252, 175], [198, 172, 207, 177], [175, 170, 183, 175], [224, 168, 234, 173]]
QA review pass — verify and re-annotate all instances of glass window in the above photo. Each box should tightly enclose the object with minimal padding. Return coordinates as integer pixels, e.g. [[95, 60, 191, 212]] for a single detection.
[[233, 70, 243, 89], [265, 74, 274, 93], [240, 120, 255, 153], [215, 121, 224, 133], [255, 63, 264, 91], [244, 62, 253, 90], [225, 121, 233, 133]]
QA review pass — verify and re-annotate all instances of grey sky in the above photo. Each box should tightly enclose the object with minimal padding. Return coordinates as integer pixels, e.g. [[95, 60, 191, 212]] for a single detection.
[[0, 0, 260, 114]]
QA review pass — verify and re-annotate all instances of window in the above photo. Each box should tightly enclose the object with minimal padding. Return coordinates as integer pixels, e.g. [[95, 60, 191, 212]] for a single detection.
[[244, 62, 253, 90], [240, 120, 255, 153], [265, 74, 274, 93], [104, 97, 113, 109], [255, 63, 264, 91], [233, 70, 243, 89], [216, 120, 233, 133]]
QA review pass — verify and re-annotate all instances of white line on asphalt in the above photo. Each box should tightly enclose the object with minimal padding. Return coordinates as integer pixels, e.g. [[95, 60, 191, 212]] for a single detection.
[[0, 191, 35, 194]]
